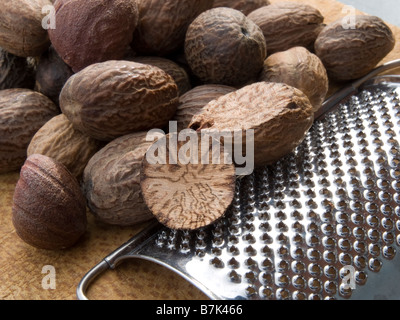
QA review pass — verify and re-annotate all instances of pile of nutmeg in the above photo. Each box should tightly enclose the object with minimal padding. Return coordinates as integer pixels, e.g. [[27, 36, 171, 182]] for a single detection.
[[0, 0, 395, 250]]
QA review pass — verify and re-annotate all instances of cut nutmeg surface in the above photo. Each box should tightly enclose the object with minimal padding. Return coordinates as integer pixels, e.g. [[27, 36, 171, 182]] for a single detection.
[[140, 133, 236, 230]]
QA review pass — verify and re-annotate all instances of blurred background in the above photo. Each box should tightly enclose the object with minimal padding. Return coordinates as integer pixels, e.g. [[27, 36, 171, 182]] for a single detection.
[[340, 0, 400, 26]]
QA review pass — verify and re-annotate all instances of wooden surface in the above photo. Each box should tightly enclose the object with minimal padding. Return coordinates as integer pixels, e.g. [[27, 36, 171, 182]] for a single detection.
[[1, 0, 400, 300]]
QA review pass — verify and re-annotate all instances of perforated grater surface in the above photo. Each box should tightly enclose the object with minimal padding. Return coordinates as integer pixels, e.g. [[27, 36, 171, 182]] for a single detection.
[[77, 61, 400, 300]]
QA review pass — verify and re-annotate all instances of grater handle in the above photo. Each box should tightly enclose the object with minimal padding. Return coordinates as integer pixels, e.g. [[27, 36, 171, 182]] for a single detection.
[[315, 59, 400, 120], [76, 220, 163, 300]]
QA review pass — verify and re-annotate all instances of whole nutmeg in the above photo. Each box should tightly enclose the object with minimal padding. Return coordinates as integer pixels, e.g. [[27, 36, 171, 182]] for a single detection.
[[131, 0, 214, 55], [48, 0, 139, 72], [59, 60, 179, 141], [212, 0, 271, 15], [314, 15, 395, 81], [259, 47, 329, 113], [83, 131, 163, 226], [185, 7, 267, 86], [0, 0, 51, 57], [0, 48, 36, 90], [131, 56, 191, 96], [189, 82, 314, 167], [0, 89, 59, 174], [12, 154, 87, 250], [27, 114, 101, 180], [247, 2, 324, 54], [35, 46, 74, 106], [174, 84, 235, 131]]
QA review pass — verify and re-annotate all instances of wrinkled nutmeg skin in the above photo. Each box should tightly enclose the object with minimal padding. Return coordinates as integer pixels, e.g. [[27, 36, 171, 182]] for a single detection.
[[12, 154, 87, 250], [131, 56, 191, 96], [60, 60, 179, 141], [0, 0, 51, 57], [83, 131, 163, 226], [35, 46, 74, 106], [212, 0, 271, 15], [0, 89, 59, 174], [259, 47, 329, 113], [174, 84, 235, 131], [0, 48, 36, 90], [247, 2, 324, 54], [131, 0, 214, 55], [315, 15, 395, 81], [49, 0, 139, 72], [185, 7, 267, 86], [189, 82, 314, 167], [27, 114, 101, 180]]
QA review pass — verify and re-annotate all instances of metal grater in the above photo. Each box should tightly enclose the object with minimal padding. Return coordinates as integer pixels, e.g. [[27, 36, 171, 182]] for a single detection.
[[77, 60, 400, 300]]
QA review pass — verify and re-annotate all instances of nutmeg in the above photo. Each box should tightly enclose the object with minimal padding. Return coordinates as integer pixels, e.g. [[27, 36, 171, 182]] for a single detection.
[[185, 7, 267, 86], [212, 0, 271, 15], [48, 0, 139, 72], [259, 47, 329, 113], [12, 154, 87, 250]]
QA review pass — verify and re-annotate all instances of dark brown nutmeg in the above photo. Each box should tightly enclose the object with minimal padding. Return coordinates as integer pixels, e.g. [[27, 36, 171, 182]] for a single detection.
[[212, 0, 271, 15], [48, 0, 139, 72], [35, 46, 74, 105], [185, 7, 267, 86], [131, 0, 214, 55], [12, 154, 87, 250], [315, 15, 395, 81]]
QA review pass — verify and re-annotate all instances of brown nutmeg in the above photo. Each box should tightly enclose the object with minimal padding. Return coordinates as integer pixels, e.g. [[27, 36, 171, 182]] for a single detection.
[[131, 56, 191, 96], [12, 154, 87, 250], [259, 47, 329, 113], [314, 15, 395, 81], [35, 46, 74, 106], [185, 7, 266, 86], [140, 133, 236, 230], [174, 84, 235, 131], [0, 89, 60, 174], [0, 0, 51, 57], [83, 131, 163, 226], [27, 114, 101, 180], [247, 2, 324, 54], [131, 0, 214, 56], [48, 0, 139, 72], [212, 0, 271, 15]]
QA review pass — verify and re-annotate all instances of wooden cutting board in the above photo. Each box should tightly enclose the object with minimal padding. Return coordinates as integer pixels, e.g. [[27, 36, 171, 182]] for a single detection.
[[1, 0, 400, 300]]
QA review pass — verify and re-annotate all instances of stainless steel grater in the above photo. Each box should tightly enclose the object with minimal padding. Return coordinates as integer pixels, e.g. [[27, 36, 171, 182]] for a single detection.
[[77, 60, 400, 300]]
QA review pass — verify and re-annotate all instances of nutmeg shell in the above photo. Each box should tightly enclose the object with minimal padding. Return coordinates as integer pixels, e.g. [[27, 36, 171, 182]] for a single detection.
[[12, 154, 87, 250], [212, 0, 271, 15]]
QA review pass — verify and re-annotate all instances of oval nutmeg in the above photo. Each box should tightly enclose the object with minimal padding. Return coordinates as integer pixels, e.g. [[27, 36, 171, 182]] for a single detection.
[[0, 0, 51, 57], [59, 60, 179, 141], [0, 89, 59, 174], [83, 131, 163, 226], [27, 114, 101, 180], [189, 82, 314, 167], [259, 46, 329, 113], [131, 56, 192, 96], [48, 0, 139, 72], [185, 7, 267, 86], [131, 0, 214, 55], [173, 84, 236, 131], [12, 154, 87, 250], [314, 15, 395, 81], [212, 0, 271, 15], [247, 2, 324, 54], [140, 133, 236, 230]]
